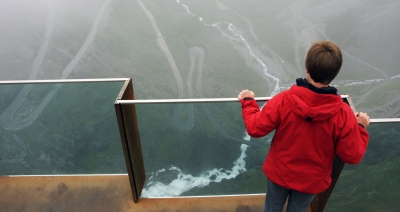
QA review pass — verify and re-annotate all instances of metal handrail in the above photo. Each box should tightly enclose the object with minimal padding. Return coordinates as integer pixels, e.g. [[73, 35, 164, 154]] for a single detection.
[[0, 78, 130, 84], [116, 95, 350, 104], [370, 118, 400, 123], [116, 96, 399, 122], [118, 97, 271, 104]]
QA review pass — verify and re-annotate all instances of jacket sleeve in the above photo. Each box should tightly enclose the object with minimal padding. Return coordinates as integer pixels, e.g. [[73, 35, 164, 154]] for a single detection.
[[335, 109, 369, 164], [240, 94, 282, 138]]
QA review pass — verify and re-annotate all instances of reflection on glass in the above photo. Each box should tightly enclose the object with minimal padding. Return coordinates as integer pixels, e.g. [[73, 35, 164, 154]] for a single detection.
[[0, 82, 126, 175], [136, 101, 274, 197], [326, 122, 400, 212]]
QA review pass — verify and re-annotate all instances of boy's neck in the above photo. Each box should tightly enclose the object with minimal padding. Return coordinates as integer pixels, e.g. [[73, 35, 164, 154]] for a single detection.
[[306, 75, 329, 88]]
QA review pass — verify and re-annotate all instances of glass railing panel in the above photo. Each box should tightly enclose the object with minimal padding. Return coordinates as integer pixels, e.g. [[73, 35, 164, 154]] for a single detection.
[[136, 101, 274, 197], [325, 122, 400, 212], [0, 82, 126, 175]]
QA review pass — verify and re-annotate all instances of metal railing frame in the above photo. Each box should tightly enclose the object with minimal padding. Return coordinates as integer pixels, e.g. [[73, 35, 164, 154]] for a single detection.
[[1, 78, 398, 124]]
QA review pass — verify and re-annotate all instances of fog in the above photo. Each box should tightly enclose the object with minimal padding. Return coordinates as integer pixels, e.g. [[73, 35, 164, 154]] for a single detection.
[[1, 0, 399, 118], [0, 1, 399, 211]]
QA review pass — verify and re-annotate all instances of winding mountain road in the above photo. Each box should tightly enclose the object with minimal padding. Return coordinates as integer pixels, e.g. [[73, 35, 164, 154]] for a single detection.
[[1, 0, 114, 130], [171, 48, 196, 131], [137, 0, 183, 99], [0, 0, 55, 130]]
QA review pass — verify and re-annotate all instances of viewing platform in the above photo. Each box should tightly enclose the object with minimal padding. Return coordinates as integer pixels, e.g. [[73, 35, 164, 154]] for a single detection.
[[0, 175, 266, 211], [1, 78, 399, 211]]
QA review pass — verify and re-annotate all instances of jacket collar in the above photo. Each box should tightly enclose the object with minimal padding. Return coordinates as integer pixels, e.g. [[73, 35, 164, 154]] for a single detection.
[[295, 78, 338, 95]]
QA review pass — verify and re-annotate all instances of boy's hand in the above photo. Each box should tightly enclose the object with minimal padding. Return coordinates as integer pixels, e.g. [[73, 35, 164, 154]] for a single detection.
[[355, 112, 370, 128], [238, 89, 255, 101]]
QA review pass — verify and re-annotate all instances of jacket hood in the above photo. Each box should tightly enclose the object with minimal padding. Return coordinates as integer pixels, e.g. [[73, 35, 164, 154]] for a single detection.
[[287, 85, 343, 122]]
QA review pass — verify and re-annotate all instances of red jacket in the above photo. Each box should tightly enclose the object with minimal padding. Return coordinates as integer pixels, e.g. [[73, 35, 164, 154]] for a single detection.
[[241, 84, 369, 194]]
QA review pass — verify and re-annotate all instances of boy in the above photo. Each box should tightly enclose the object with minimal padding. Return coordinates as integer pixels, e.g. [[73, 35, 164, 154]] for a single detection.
[[238, 40, 369, 212]]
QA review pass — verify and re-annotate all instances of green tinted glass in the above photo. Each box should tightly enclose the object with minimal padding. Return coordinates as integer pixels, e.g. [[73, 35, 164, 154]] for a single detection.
[[326, 122, 400, 212], [0, 82, 126, 175], [135, 101, 274, 197]]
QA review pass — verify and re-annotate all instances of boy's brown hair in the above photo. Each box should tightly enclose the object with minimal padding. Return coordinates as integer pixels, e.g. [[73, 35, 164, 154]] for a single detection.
[[305, 41, 342, 84]]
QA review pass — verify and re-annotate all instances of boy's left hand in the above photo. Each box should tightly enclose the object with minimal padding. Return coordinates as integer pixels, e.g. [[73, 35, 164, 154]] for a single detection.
[[238, 89, 255, 101]]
